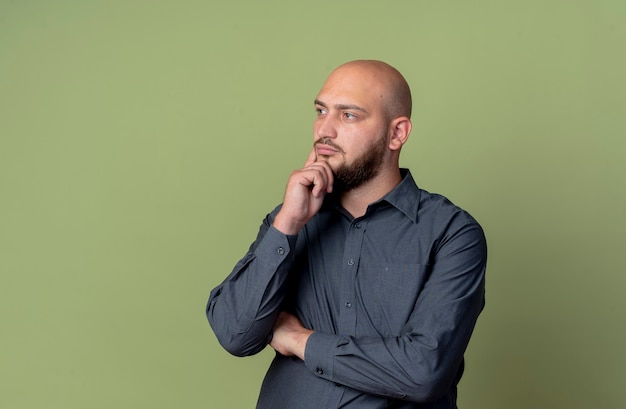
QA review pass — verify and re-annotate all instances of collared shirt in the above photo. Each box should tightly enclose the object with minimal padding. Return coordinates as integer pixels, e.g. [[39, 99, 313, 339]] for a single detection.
[[207, 169, 487, 408]]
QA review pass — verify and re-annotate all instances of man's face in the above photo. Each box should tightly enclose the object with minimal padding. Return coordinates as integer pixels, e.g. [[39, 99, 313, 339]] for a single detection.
[[313, 66, 391, 192]]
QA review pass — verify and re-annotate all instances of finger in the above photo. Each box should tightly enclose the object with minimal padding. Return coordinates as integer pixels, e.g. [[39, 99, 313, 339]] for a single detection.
[[312, 160, 334, 194], [303, 164, 331, 197], [304, 147, 318, 167], [309, 171, 327, 198], [306, 162, 334, 195], [322, 162, 334, 193]]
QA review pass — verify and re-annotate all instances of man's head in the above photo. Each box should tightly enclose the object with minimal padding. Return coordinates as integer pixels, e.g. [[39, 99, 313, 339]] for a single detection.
[[313, 60, 412, 192]]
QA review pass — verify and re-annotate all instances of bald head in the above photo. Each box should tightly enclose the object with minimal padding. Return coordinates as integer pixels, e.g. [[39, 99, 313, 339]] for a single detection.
[[326, 60, 412, 120]]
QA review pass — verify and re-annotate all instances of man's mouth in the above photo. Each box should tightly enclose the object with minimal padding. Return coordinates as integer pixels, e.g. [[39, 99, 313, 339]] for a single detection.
[[314, 139, 344, 156], [316, 145, 338, 156]]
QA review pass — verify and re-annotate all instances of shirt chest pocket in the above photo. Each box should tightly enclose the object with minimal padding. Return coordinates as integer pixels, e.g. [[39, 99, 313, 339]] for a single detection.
[[357, 263, 430, 336]]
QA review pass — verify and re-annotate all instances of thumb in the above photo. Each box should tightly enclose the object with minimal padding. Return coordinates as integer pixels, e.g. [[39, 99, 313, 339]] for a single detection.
[[304, 147, 317, 167]]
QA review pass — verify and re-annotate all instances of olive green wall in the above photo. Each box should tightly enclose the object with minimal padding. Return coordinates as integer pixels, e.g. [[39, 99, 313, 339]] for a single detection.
[[1, 1, 624, 408]]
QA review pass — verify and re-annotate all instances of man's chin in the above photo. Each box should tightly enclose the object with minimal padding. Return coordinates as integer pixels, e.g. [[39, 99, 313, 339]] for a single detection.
[[317, 155, 340, 172]]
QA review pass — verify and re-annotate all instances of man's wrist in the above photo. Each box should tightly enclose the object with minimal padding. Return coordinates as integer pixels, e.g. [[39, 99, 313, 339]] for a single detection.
[[293, 329, 313, 360], [273, 212, 303, 236]]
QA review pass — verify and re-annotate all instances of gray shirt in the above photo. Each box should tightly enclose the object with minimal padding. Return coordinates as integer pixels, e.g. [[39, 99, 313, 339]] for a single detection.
[[207, 169, 487, 408]]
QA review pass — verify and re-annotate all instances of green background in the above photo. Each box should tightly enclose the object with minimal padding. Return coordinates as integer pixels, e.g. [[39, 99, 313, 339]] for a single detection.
[[1, 1, 624, 408]]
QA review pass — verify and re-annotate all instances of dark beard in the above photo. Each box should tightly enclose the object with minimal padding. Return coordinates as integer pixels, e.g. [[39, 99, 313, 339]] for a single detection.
[[333, 135, 387, 192]]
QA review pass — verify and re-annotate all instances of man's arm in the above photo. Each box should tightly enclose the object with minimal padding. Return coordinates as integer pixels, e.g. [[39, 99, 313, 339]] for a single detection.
[[270, 220, 487, 403], [206, 218, 297, 356], [207, 149, 333, 357]]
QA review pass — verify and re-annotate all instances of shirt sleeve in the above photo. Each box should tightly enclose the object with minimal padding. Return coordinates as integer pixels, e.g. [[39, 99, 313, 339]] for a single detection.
[[303, 219, 487, 403], [206, 212, 298, 357]]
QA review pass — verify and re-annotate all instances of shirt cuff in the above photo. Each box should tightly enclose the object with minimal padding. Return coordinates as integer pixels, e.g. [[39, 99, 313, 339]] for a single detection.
[[304, 332, 343, 381], [253, 225, 298, 268]]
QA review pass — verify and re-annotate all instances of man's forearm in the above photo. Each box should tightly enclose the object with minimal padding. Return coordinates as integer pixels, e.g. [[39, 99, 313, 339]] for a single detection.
[[207, 222, 297, 356]]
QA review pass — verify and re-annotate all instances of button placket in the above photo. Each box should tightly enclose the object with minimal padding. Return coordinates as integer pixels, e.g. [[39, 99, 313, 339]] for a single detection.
[[337, 219, 367, 335]]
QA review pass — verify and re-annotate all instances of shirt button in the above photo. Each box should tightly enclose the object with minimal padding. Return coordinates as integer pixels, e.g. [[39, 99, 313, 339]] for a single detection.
[[277, 247, 285, 255], [354, 223, 362, 229], [345, 301, 352, 308], [347, 259, 355, 266], [316, 368, 324, 375]]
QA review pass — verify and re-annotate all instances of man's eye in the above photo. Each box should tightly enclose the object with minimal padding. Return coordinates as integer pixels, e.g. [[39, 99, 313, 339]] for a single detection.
[[316, 108, 327, 115], [344, 112, 356, 119]]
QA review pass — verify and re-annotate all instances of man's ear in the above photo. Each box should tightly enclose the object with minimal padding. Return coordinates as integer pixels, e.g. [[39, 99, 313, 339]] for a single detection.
[[388, 117, 412, 151]]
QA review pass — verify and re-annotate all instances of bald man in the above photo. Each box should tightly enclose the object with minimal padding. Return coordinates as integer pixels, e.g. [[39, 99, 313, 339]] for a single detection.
[[207, 60, 487, 408]]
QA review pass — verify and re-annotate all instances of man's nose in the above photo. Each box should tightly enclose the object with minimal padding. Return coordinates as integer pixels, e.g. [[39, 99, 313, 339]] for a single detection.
[[315, 114, 338, 139]]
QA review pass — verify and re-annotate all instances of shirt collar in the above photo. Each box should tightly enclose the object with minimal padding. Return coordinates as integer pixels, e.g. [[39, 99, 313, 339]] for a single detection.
[[324, 168, 421, 223], [377, 168, 421, 224]]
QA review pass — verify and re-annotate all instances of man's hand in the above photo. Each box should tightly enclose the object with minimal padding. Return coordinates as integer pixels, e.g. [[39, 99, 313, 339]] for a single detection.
[[272, 149, 334, 235], [269, 312, 313, 360]]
